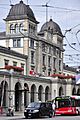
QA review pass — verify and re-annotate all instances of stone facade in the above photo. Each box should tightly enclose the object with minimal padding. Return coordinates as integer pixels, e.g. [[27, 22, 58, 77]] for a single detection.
[[0, 1, 80, 112]]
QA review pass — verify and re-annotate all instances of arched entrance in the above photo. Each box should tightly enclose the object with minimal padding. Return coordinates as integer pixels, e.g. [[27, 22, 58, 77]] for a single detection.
[[38, 85, 43, 101], [24, 83, 29, 107], [0, 81, 8, 107], [59, 87, 63, 96], [15, 82, 22, 111], [72, 87, 76, 95], [45, 86, 49, 101], [31, 84, 36, 102]]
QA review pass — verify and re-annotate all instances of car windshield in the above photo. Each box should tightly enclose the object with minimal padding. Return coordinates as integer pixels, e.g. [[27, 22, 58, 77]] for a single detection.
[[27, 102, 40, 108]]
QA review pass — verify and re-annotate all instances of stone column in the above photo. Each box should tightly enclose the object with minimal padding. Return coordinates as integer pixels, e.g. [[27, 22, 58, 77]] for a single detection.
[[21, 92, 24, 111], [35, 92, 39, 102], [28, 91, 31, 104], [66, 80, 72, 96], [51, 78, 58, 100], [42, 92, 45, 102]]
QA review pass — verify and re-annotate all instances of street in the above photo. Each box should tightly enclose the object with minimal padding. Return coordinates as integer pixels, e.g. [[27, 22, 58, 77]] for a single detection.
[[0, 115, 80, 120]]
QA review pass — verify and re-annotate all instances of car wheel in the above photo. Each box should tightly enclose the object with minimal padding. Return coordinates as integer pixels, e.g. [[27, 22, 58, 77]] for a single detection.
[[76, 110, 79, 115], [25, 115, 28, 118], [38, 112, 41, 118], [53, 111, 55, 116], [49, 111, 53, 118]]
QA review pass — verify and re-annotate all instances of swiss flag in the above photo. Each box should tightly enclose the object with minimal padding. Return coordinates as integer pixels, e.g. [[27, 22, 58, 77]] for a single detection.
[[29, 70, 36, 75]]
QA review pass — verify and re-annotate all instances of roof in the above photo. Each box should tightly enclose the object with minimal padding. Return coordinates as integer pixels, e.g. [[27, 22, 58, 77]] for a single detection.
[[40, 19, 62, 36], [63, 64, 77, 72], [0, 32, 6, 37], [4, 1, 39, 23], [0, 46, 27, 59]]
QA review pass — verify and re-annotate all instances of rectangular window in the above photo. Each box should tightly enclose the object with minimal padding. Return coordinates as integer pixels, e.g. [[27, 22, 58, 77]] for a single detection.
[[53, 47, 56, 56], [13, 39, 16, 47], [42, 54, 46, 66], [17, 39, 21, 47], [48, 46, 51, 54], [53, 58, 56, 68], [4, 59, 9, 66], [13, 38, 21, 47], [31, 51, 34, 64], [42, 43, 46, 52], [59, 60, 61, 71], [30, 39, 34, 49], [21, 63, 24, 69], [48, 56, 51, 67], [31, 66, 35, 70], [21, 63, 24, 74], [13, 61, 17, 66]]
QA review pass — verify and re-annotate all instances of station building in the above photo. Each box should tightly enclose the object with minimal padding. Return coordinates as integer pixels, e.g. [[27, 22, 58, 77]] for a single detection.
[[0, 1, 80, 112]]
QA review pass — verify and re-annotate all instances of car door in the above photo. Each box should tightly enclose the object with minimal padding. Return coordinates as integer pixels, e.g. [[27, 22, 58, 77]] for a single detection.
[[46, 103, 50, 115], [40, 103, 46, 116]]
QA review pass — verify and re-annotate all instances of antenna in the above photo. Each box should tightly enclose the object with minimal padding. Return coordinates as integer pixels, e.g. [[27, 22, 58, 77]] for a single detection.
[[9, 0, 11, 5], [42, 0, 51, 23], [27, 0, 28, 5]]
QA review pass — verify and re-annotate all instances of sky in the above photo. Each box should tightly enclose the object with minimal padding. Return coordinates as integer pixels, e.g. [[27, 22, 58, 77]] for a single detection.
[[0, 0, 80, 67]]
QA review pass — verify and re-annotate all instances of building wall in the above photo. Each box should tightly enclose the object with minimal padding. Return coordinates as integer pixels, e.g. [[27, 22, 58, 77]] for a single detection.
[[0, 51, 27, 75]]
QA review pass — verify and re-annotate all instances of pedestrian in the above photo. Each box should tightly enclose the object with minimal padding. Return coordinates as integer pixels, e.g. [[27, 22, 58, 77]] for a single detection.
[[52, 102, 56, 116]]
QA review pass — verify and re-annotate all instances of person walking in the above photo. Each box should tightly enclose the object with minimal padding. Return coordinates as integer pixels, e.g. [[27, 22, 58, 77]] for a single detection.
[[52, 102, 56, 116]]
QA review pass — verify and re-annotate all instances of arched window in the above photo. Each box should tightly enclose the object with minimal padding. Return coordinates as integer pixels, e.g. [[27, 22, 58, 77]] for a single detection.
[[31, 84, 36, 102], [10, 24, 14, 34], [45, 86, 50, 101], [15, 82, 22, 111], [15, 24, 19, 33], [19, 23, 24, 32], [72, 87, 76, 95], [38, 85, 43, 101], [59, 87, 63, 96]]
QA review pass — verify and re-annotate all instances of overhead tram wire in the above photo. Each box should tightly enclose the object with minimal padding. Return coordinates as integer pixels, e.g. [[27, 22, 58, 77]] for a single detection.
[[30, 4, 80, 12], [75, 30, 80, 45], [63, 23, 80, 53], [64, 35, 80, 52], [64, 54, 80, 61], [0, 2, 80, 12]]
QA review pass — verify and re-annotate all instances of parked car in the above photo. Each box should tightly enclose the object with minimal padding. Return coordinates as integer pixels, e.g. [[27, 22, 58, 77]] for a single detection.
[[24, 101, 53, 118]]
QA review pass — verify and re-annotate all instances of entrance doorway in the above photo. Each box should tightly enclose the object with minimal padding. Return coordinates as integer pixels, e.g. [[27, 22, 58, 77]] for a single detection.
[[15, 82, 22, 111]]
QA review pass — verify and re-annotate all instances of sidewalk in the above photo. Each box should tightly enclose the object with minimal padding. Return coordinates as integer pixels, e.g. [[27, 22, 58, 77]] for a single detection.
[[0, 112, 24, 120]]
